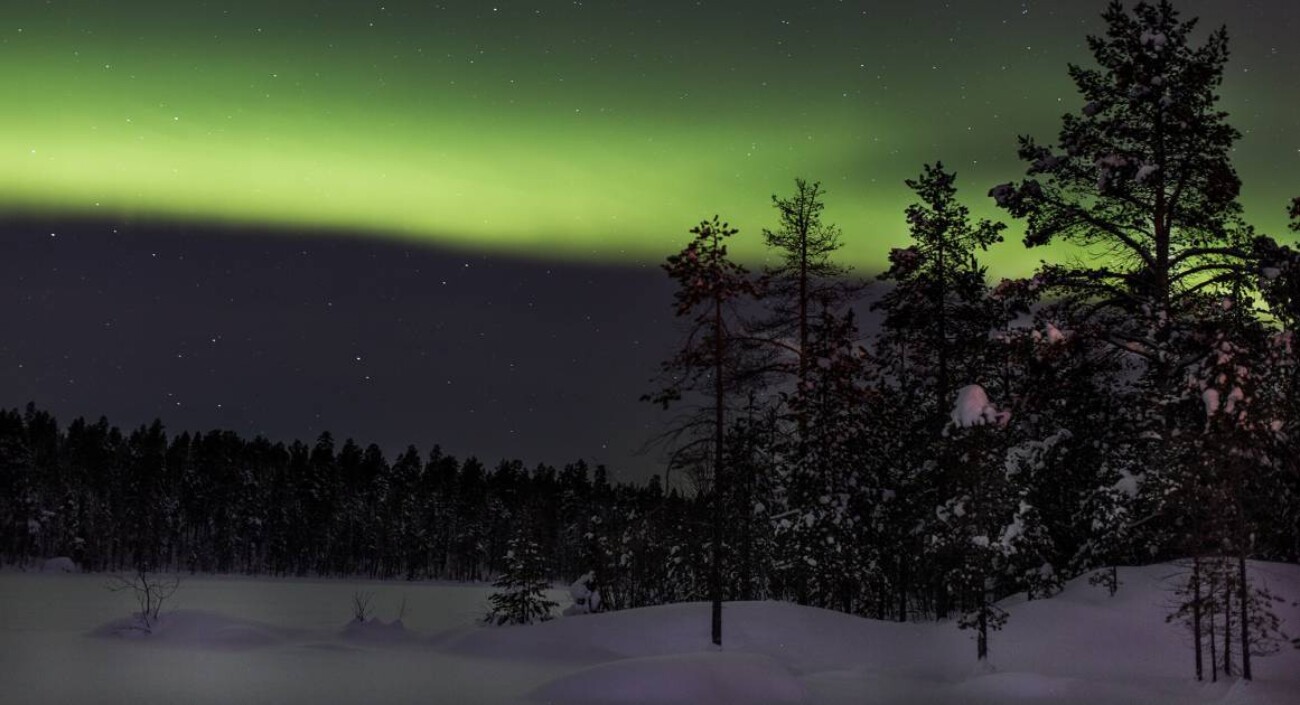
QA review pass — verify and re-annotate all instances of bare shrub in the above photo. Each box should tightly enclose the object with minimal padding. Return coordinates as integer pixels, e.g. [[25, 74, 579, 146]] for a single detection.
[[351, 591, 375, 622], [105, 568, 181, 633]]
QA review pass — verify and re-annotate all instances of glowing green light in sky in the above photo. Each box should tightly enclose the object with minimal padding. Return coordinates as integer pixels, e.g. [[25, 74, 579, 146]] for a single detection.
[[1, 1, 1296, 274]]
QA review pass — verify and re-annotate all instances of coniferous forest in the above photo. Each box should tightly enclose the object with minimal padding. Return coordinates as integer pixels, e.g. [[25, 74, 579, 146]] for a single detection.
[[4, 0, 1300, 679]]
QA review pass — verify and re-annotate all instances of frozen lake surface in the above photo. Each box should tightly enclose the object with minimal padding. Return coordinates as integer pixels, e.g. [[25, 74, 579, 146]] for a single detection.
[[2, 563, 1298, 704]]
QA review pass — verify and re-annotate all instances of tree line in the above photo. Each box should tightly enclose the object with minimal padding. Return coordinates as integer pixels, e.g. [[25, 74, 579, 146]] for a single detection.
[[0, 406, 691, 588]]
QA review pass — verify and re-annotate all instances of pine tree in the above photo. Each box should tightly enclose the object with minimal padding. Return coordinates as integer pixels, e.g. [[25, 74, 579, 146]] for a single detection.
[[645, 216, 758, 646], [485, 535, 557, 626], [759, 179, 856, 426], [988, 3, 1268, 557], [991, 0, 1255, 343], [987, 0, 1300, 614]]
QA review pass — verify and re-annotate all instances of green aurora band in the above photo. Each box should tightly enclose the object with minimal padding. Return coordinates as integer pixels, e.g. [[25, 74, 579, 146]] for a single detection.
[[1, 1, 1296, 273]]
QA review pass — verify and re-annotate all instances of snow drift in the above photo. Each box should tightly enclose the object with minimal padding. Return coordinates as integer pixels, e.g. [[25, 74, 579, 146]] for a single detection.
[[530, 652, 807, 705], [89, 609, 292, 650], [6, 561, 1295, 705]]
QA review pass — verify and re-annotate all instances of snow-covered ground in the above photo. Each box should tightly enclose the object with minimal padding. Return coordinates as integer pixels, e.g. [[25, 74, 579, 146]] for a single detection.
[[2, 562, 1297, 704]]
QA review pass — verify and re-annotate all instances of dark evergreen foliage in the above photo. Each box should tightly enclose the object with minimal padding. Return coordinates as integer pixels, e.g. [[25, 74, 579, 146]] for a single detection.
[[0, 403, 700, 588], [485, 535, 558, 626]]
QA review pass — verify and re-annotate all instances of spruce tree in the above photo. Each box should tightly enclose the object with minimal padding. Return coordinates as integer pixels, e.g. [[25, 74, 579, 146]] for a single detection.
[[485, 535, 557, 626], [873, 163, 1004, 619], [878, 163, 1004, 433], [944, 384, 1014, 662]]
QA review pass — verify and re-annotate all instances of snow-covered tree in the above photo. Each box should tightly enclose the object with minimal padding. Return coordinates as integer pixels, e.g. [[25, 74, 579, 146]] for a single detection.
[[985, 1, 1293, 501], [562, 571, 603, 616], [941, 385, 1014, 661], [988, 1, 1300, 604]]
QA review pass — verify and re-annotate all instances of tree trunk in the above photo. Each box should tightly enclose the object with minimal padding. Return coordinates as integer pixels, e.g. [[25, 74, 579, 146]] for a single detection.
[[711, 292, 725, 647], [1208, 568, 1218, 683], [898, 556, 908, 622], [934, 241, 951, 622], [1239, 552, 1251, 680], [798, 217, 809, 395], [1223, 564, 1233, 677], [1193, 556, 1203, 681], [739, 449, 753, 601]]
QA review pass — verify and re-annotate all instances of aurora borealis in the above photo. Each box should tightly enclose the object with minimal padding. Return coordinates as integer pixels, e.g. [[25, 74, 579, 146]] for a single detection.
[[3, 0, 1296, 272], [3, 1, 1299, 479]]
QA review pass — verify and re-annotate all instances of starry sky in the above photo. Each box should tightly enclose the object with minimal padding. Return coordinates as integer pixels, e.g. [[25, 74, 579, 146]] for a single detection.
[[2, 1, 1298, 480]]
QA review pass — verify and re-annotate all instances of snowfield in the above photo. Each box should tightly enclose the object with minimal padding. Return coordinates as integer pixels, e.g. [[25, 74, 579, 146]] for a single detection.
[[2, 562, 1298, 704]]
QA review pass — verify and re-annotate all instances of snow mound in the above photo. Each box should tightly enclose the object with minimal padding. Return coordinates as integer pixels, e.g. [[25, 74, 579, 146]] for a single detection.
[[40, 556, 79, 573], [951, 671, 1077, 700], [89, 609, 289, 650], [63, 562, 1300, 704], [444, 561, 1300, 697], [340, 617, 413, 644], [443, 600, 961, 676], [530, 652, 807, 705]]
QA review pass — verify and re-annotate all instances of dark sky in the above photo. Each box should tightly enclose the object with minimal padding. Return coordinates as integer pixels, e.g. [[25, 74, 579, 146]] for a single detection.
[[0, 220, 685, 479], [1, 1, 1297, 481]]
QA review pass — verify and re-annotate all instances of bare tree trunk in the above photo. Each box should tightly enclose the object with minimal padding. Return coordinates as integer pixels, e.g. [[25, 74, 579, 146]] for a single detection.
[[1193, 556, 1204, 681], [1208, 570, 1217, 683], [897, 556, 908, 623], [711, 294, 725, 647], [1223, 563, 1233, 678], [1239, 552, 1251, 680]]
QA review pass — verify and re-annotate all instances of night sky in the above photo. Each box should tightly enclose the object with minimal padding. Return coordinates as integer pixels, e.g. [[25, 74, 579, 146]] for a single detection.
[[2, 1, 1297, 480]]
